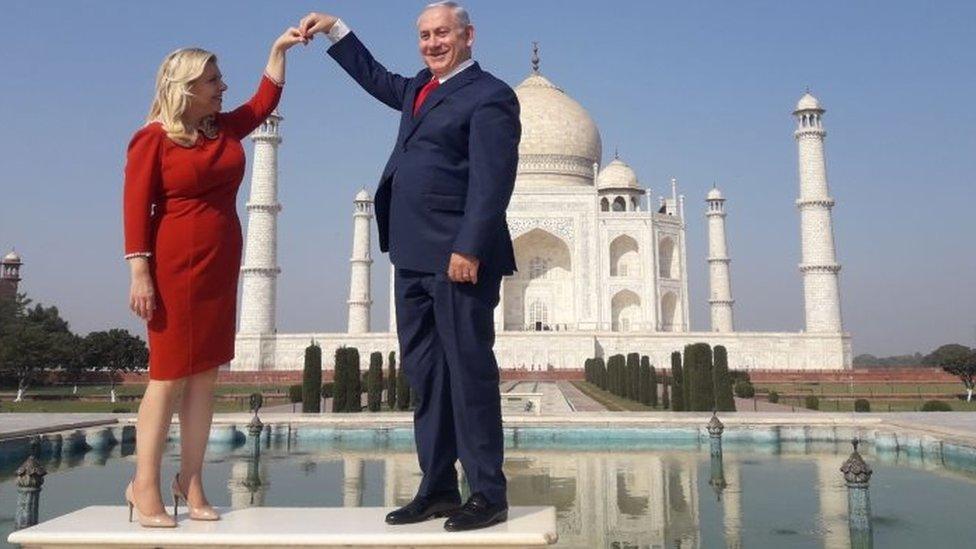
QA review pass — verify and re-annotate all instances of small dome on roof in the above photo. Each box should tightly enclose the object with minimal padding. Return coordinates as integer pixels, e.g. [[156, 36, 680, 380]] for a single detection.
[[596, 158, 639, 189], [707, 186, 724, 200], [795, 92, 822, 111], [2, 250, 21, 263], [354, 189, 371, 202]]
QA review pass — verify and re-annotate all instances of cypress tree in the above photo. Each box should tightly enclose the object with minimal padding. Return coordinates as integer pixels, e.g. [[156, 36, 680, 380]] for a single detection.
[[346, 347, 362, 412], [626, 353, 640, 400], [645, 357, 658, 408], [396, 364, 411, 410], [595, 357, 607, 390], [713, 345, 736, 412], [661, 372, 670, 409], [682, 344, 695, 410], [332, 347, 347, 413], [302, 341, 322, 413], [367, 351, 383, 412], [698, 343, 715, 411], [608, 354, 625, 396], [387, 351, 397, 410], [639, 360, 651, 405], [584, 358, 593, 384], [670, 351, 684, 412]]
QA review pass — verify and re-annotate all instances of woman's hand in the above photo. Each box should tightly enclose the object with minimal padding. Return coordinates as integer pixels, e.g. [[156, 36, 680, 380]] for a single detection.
[[273, 27, 307, 53], [128, 258, 155, 321]]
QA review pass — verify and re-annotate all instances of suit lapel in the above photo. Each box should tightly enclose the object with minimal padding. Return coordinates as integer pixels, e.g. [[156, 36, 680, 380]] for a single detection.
[[402, 63, 482, 144]]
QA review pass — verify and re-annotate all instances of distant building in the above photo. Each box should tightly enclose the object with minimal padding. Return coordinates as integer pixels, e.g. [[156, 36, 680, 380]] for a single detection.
[[0, 249, 22, 300]]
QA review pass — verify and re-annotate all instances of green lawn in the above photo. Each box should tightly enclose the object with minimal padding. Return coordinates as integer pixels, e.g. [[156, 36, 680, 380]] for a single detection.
[[755, 382, 964, 397], [773, 397, 976, 412], [570, 381, 658, 412]]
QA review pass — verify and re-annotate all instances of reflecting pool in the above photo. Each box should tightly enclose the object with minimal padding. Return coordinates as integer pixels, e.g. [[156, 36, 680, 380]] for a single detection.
[[2, 426, 975, 548]]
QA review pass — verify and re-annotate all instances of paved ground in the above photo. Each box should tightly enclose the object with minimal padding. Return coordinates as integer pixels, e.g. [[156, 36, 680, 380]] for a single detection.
[[734, 397, 801, 412], [555, 381, 606, 411]]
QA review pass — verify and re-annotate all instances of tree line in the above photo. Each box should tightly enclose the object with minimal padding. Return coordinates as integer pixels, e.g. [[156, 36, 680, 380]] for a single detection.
[[0, 293, 147, 400], [292, 342, 413, 413], [584, 343, 742, 412]]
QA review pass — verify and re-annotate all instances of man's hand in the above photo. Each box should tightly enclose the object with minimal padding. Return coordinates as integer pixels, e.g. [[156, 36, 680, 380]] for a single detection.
[[298, 12, 338, 39], [448, 252, 480, 284]]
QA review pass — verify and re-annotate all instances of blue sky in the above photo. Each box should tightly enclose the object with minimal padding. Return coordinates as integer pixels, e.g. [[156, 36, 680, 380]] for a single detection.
[[1, 1, 974, 356]]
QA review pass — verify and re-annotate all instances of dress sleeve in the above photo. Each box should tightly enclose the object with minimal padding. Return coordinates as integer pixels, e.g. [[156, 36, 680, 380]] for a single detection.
[[123, 126, 164, 258], [219, 74, 283, 140]]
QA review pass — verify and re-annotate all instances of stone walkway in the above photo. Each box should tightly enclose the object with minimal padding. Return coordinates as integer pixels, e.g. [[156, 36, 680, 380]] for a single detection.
[[555, 381, 606, 411]]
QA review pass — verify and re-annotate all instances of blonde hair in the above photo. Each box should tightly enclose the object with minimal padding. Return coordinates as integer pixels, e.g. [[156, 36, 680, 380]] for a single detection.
[[147, 48, 217, 145]]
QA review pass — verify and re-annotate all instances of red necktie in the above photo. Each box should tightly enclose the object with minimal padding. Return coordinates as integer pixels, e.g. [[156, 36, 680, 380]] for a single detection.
[[413, 77, 441, 115]]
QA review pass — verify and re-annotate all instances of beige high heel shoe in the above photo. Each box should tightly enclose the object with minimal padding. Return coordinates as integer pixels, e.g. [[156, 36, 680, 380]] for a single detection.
[[125, 481, 177, 528], [172, 473, 220, 521]]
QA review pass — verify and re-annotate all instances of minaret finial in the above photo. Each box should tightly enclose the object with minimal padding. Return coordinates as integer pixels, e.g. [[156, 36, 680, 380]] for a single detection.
[[614, 147, 619, 159], [531, 42, 540, 74]]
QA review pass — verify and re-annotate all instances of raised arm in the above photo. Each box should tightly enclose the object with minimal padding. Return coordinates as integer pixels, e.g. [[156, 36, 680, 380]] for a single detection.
[[220, 27, 304, 139], [300, 13, 411, 111]]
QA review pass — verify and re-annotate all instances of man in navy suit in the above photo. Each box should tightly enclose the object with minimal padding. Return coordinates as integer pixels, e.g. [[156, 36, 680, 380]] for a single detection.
[[300, 2, 519, 531]]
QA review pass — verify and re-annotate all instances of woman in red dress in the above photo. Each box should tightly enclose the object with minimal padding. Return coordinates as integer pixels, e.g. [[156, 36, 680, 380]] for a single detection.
[[123, 28, 305, 527]]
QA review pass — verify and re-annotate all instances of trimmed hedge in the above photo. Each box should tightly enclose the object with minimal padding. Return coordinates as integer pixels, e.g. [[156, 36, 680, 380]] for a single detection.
[[345, 348, 362, 412], [712, 345, 735, 412], [302, 342, 322, 413], [921, 400, 952, 412], [288, 384, 303, 404], [805, 395, 820, 410], [367, 352, 383, 412], [626, 353, 640, 400], [767, 390, 780, 404], [854, 398, 870, 413], [332, 348, 347, 413], [396, 363, 411, 410], [734, 380, 755, 399], [670, 351, 684, 412], [387, 351, 397, 410], [661, 372, 670, 409]]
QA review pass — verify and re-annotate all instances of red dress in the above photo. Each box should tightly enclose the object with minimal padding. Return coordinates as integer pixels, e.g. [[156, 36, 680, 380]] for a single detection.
[[123, 75, 282, 380]]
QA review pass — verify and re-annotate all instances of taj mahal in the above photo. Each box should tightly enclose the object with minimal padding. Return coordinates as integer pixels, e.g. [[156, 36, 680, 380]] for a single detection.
[[231, 52, 852, 373]]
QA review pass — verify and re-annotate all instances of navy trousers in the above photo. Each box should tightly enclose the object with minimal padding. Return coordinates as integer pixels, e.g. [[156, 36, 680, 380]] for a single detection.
[[394, 267, 506, 506]]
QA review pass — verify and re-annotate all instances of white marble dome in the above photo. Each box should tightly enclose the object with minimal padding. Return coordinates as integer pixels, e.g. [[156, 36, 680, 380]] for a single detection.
[[2, 250, 20, 263], [597, 158, 639, 189], [514, 72, 602, 187], [354, 188, 371, 202], [795, 92, 822, 111], [707, 186, 724, 200]]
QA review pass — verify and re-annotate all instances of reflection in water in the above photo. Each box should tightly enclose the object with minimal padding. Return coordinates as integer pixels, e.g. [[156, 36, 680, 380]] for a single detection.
[[6, 430, 976, 549]]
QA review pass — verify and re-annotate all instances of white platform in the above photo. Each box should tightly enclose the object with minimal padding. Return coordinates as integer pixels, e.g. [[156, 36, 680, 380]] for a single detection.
[[8, 506, 558, 548]]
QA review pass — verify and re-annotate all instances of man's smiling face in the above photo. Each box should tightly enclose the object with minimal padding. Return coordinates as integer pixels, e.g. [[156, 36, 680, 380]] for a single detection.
[[417, 6, 474, 78]]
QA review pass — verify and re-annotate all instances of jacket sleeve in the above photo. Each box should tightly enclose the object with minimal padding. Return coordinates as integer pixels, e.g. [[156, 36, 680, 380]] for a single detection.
[[328, 32, 411, 111], [452, 86, 521, 260], [220, 74, 284, 140], [122, 126, 164, 257]]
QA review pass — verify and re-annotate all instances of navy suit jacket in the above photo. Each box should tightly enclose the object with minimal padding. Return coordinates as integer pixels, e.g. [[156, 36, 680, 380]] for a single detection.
[[329, 33, 520, 276]]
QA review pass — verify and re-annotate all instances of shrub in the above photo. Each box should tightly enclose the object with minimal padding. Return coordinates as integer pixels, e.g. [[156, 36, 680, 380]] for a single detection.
[[387, 351, 397, 410], [595, 357, 607, 390], [302, 342, 322, 413], [608, 354, 626, 396], [854, 398, 871, 413], [366, 352, 383, 412], [685, 343, 714, 411], [288, 384, 303, 403], [921, 400, 952, 412], [638, 361, 651, 405], [734, 380, 755, 399], [332, 348, 347, 413], [626, 353, 640, 401], [112, 406, 129, 413], [661, 373, 670, 409], [396, 365, 411, 410], [644, 356, 658, 408], [712, 345, 736, 412], [321, 382, 334, 399], [670, 351, 684, 412], [767, 390, 780, 404], [804, 395, 820, 410], [346, 348, 362, 412], [729, 370, 751, 385]]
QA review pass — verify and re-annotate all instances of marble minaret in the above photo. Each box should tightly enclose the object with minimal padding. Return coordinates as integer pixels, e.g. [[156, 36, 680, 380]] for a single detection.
[[239, 112, 282, 335], [706, 186, 735, 332], [347, 189, 373, 333], [793, 92, 843, 333]]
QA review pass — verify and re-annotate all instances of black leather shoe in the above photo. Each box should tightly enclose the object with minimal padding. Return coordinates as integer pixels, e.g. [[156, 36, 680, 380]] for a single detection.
[[443, 494, 508, 532], [385, 493, 462, 525]]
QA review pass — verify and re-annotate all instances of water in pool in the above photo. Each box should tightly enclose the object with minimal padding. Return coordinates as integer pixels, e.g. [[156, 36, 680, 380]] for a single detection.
[[1, 426, 975, 548]]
